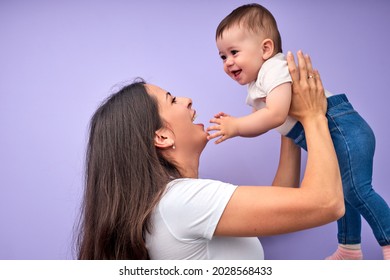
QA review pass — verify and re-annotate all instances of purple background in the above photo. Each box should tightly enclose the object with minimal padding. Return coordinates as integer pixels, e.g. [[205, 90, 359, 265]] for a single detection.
[[1, 0, 389, 260]]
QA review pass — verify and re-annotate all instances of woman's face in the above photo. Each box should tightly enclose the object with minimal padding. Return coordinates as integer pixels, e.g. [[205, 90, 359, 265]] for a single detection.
[[146, 84, 208, 153]]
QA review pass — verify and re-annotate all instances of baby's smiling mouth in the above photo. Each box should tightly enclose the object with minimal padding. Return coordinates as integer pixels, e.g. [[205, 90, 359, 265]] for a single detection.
[[231, 69, 242, 78]]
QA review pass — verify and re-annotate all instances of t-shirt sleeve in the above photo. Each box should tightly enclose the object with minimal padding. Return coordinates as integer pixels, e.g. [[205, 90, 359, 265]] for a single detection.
[[256, 53, 292, 96], [158, 179, 237, 241]]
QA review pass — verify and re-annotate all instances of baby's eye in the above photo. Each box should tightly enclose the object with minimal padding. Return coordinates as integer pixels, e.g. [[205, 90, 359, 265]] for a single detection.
[[220, 55, 227, 61], [231, 50, 238, 55]]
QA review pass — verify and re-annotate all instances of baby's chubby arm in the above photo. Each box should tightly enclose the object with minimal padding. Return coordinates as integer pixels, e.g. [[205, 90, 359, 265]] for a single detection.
[[207, 83, 291, 144]]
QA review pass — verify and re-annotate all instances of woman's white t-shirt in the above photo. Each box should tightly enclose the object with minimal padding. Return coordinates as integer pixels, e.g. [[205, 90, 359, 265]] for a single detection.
[[145, 178, 264, 259]]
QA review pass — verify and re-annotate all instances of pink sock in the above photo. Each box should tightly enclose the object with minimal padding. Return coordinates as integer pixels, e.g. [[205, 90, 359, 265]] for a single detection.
[[326, 245, 363, 260], [383, 245, 390, 260]]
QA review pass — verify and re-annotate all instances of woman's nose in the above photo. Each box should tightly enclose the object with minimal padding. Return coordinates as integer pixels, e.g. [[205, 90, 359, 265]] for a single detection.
[[178, 97, 192, 109], [186, 98, 193, 110]]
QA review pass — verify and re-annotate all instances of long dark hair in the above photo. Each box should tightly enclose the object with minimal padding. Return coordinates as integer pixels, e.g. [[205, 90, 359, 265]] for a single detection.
[[77, 80, 180, 259]]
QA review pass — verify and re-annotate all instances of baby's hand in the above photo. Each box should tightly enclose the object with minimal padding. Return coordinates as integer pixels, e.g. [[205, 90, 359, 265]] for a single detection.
[[206, 112, 239, 144], [213, 112, 230, 118]]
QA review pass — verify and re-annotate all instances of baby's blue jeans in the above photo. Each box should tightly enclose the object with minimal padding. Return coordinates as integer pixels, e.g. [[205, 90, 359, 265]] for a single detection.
[[286, 94, 390, 246]]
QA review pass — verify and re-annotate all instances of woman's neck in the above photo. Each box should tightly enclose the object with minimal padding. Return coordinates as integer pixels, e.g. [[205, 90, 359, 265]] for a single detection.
[[180, 167, 199, 179], [176, 154, 200, 179]]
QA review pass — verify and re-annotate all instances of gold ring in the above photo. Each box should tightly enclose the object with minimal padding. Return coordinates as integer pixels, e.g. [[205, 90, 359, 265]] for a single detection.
[[308, 75, 314, 79]]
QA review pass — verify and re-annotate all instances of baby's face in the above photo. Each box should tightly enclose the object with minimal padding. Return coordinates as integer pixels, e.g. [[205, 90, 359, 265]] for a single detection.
[[216, 25, 265, 85]]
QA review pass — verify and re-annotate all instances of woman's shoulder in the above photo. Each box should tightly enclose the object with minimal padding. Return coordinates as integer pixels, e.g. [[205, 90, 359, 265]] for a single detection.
[[157, 178, 238, 233], [161, 178, 237, 204], [166, 178, 236, 191], [150, 179, 238, 247]]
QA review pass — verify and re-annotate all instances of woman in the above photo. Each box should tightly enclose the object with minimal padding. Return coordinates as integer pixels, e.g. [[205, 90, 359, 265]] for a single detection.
[[77, 51, 344, 259]]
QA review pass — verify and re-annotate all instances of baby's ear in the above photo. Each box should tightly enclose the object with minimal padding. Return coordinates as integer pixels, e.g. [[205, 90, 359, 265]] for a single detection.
[[154, 128, 175, 149], [262, 39, 275, 60]]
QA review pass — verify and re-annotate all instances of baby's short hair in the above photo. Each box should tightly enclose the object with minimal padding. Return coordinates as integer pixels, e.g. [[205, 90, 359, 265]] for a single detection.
[[216, 3, 282, 53]]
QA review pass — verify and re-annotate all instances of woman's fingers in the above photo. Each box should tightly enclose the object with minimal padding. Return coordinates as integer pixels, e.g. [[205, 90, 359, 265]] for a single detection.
[[287, 50, 313, 86], [286, 51, 299, 84], [304, 54, 314, 75], [304, 54, 314, 81], [287, 50, 327, 122], [296, 51, 308, 82], [305, 54, 316, 86], [313, 69, 323, 90]]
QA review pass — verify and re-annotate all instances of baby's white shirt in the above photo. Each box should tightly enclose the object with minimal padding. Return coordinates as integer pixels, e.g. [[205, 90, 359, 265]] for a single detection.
[[246, 53, 331, 135]]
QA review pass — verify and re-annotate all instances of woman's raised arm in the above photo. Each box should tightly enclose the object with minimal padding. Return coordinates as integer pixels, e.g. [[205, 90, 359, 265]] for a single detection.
[[272, 135, 301, 188]]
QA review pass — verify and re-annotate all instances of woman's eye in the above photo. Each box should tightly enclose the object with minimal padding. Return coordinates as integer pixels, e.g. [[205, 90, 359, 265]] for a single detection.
[[172, 97, 177, 104]]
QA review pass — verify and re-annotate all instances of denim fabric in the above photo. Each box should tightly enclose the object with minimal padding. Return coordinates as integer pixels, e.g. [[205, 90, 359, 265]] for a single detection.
[[286, 94, 390, 246]]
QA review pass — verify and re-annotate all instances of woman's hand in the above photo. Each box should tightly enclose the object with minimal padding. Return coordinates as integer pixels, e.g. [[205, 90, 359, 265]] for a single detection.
[[286, 51, 327, 124]]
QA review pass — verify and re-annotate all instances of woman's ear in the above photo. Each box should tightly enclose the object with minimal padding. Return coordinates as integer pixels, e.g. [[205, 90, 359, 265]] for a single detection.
[[261, 39, 275, 60], [154, 128, 175, 149]]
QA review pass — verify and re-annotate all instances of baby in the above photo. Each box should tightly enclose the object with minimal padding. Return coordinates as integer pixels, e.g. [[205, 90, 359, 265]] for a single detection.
[[207, 3, 390, 260]]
